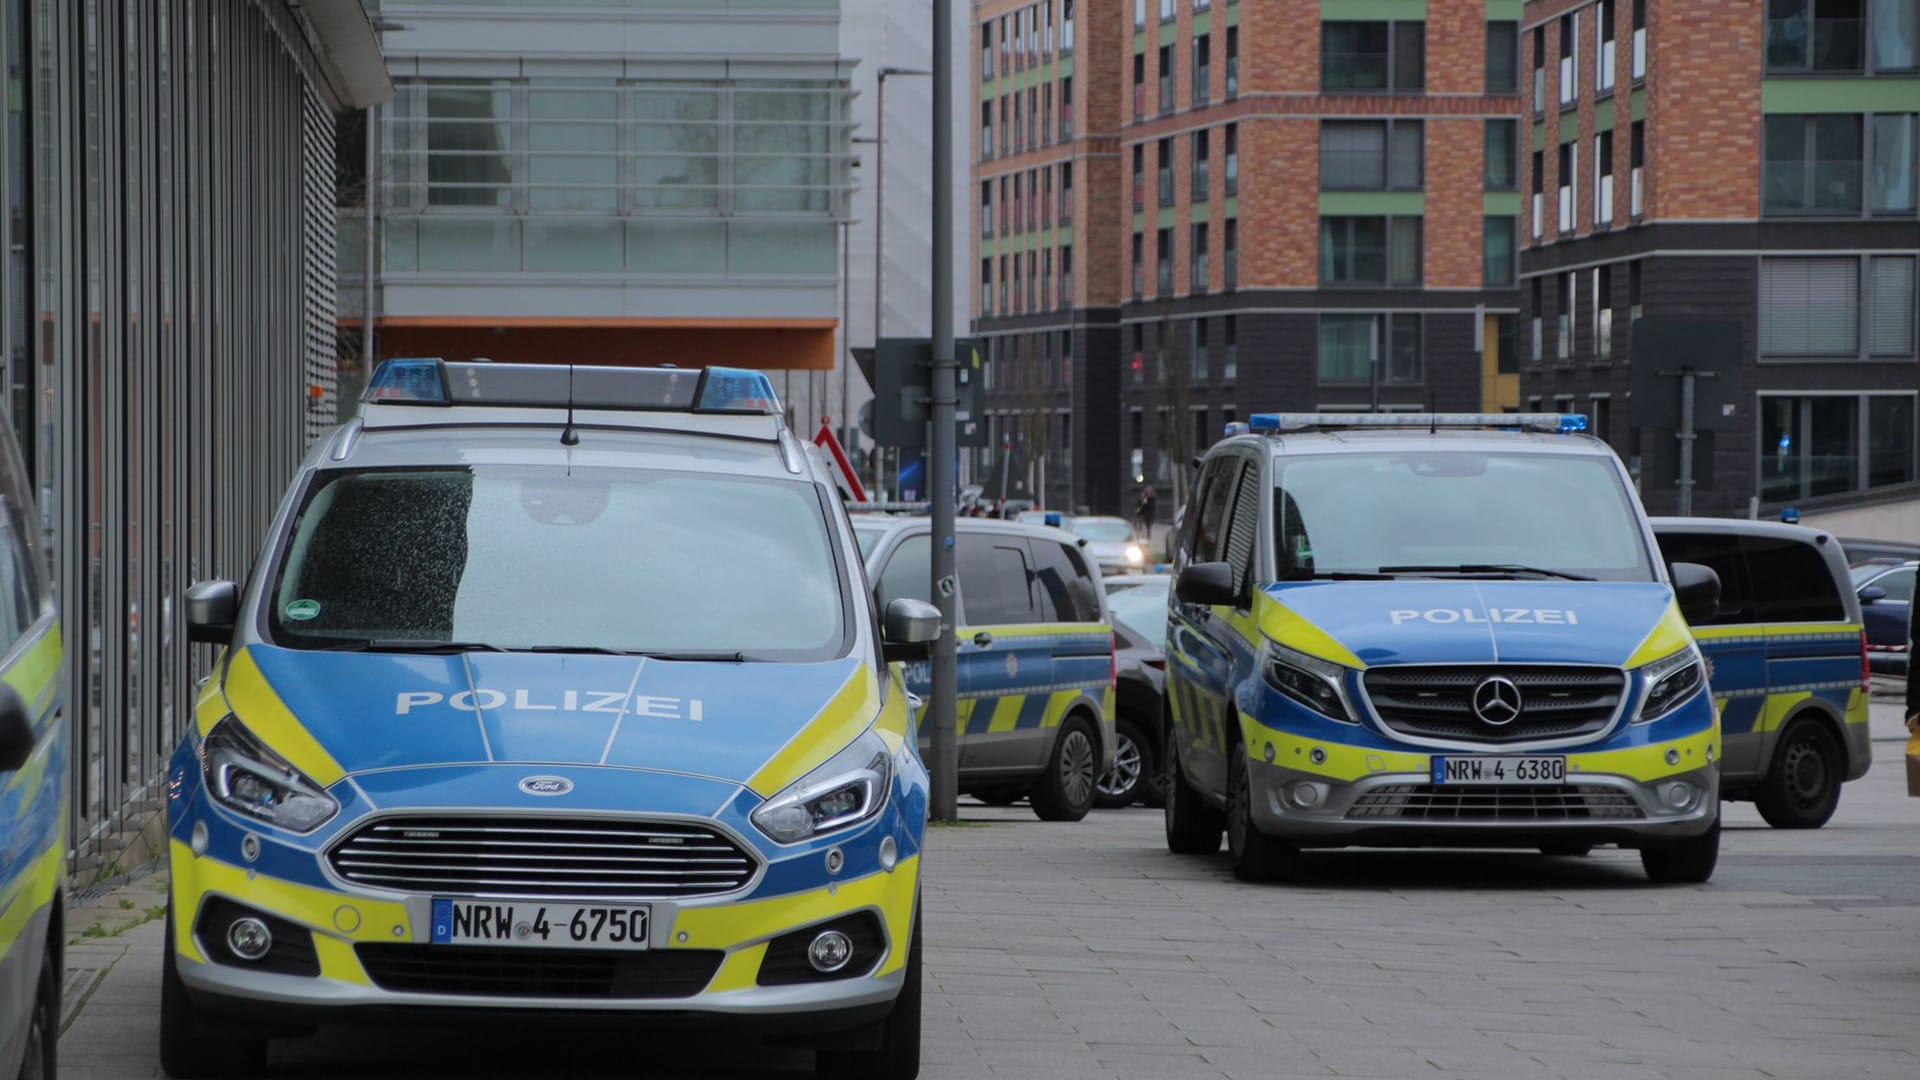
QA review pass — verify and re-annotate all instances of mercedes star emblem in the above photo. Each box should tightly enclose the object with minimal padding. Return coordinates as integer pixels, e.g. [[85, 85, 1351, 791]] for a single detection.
[[1471, 676, 1523, 726]]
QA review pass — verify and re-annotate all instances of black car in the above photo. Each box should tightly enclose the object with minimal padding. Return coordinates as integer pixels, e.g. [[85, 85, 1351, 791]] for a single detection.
[[1096, 575, 1171, 809], [1853, 560, 1915, 677]]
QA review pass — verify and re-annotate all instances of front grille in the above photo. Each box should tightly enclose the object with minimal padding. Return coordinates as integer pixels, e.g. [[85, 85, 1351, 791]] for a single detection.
[[328, 816, 759, 900], [1346, 784, 1645, 822], [356, 944, 722, 999], [1363, 665, 1625, 743]]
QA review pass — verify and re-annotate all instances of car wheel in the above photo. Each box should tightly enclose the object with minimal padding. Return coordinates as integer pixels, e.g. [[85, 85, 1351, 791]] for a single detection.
[[969, 786, 1024, 807], [1029, 715, 1098, 822], [1754, 719, 1843, 830], [160, 911, 268, 1078], [1095, 715, 1156, 809], [1639, 815, 1720, 885], [817, 902, 921, 1080], [1163, 733, 1224, 855], [1226, 743, 1298, 883], [18, 945, 56, 1080]]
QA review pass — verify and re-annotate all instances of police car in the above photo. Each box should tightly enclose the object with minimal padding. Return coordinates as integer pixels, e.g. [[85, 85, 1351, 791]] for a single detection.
[[161, 360, 936, 1078], [1161, 414, 1725, 883]]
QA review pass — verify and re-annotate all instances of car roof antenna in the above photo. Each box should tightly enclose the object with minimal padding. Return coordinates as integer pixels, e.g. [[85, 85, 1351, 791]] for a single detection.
[[560, 365, 581, 447]]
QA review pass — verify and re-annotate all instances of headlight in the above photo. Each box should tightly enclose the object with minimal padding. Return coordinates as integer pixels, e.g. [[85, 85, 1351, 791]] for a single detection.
[[1262, 641, 1358, 724], [1637, 646, 1706, 723], [199, 718, 339, 833], [1124, 544, 1145, 564], [751, 729, 892, 845]]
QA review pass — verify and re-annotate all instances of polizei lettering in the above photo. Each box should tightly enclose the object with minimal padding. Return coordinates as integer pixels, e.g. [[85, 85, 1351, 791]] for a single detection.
[[396, 690, 705, 721], [1388, 608, 1581, 626]]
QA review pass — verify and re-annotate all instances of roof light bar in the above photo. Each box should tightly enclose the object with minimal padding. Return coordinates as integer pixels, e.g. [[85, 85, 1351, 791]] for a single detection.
[[362, 358, 784, 417], [1247, 413, 1589, 435]]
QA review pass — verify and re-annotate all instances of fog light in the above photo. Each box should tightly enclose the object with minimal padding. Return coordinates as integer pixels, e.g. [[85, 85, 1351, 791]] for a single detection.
[[226, 917, 273, 961], [1660, 782, 1697, 812], [807, 930, 854, 974], [1288, 782, 1323, 809]]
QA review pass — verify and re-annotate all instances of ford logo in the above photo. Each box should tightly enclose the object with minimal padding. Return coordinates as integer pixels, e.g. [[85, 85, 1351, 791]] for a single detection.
[[519, 775, 573, 797]]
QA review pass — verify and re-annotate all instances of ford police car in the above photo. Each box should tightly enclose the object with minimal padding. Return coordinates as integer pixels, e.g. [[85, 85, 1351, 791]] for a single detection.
[[161, 360, 937, 1079], [1161, 414, 1725, 884]]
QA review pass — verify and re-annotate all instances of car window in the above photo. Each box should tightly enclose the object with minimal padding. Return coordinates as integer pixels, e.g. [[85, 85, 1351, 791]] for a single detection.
[[1740, 536, 1845, 623], [957, 534, 1038, 625], [0, 505, 30, 649], [1223, 459, 1261, 598], [1192, 458, 1243, 565], [1106, 581, 1171, 646], [1654, 531, 1756, 626], [1870, 566, 1915, 604], [1030, 539, 1099, 624], [877, 533, 932, 608], [268, 466, 849, 659]]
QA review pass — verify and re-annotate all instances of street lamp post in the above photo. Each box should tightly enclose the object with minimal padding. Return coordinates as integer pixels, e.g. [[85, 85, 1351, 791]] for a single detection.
[[865, 66, 930, 493]]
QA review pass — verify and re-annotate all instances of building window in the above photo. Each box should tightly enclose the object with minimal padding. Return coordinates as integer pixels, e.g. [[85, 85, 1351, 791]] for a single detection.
[[981, 259, 993, 315], [1191, 223, 1209, 293], [1061, 76, 1074, 140], [1557, 272, 1574, 360], [1596, 264, 1615, 359], [1193, 131, 1211, 198], [1762, 0, 1920, 73], [1630, 120, 1646, 216], [1484, 216, 1516, 285], [1596, 130, 1615, 226], [1194, 34, 1211, 107], [1132, 144, 1145, 210], [1060, 245, 1073, 307], [1319, 119, 1423, 191], [981, 102, 993, 160], [1629, 258, 1644, 323], [1873, 112, 1918, 212], [1192, 321, 1210, 382], [1322, 22, 1425, 92], [1132, 326, 1146, 387], [1487, 21, 1519, 93], [1135, 0, 1146, 32], [1225, 124, 1240, 194], [1320, 216, 1422, 286], [1157, 227, 1174, 293], [1160, 0, 1176, 23], [1633, 0, 1648, 79], [982, 22, 994, 80], [1133, 52, 1146, 120], [1486, 120, 1517, 190], [1319, 314, 1422, 385], [1132, 233, 1144, 299], [1000, 255, 1009, 312], [1762, 394, 1918, 502], [1224, 220, 1238, 291], [1765, 115, 1863, 214], [1496, 314, 1520, 374], [980, 182, 993, 239], [1531, 278, 1545, 361], [1559, 13, 1578, 106], [1159, 45, 1175, 115], [1226, 27, 1240, 99], [1532, 26, 1547, 113], [1758, 256, 1916, 357], [1557, 141, 1577, 232], [1158, 138, 1175, 206], [1532, 149, 1545, 238], [1060, 162, 1074, 222], [1598, 0, 1618, 92]]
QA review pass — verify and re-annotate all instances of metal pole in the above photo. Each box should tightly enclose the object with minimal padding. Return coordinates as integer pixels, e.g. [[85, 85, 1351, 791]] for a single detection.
[[361, 104, 379, 403], [839, 219, 851, 440], [928, 0, 961, 823], [1368, 319, 1380, 413], [1676, 369, 1696, 516], [870, 73, 886, 488]]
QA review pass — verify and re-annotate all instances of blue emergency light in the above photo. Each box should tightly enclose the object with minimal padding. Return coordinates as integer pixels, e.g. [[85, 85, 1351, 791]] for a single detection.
[[364, 358, 450, 403], [361, 358, 783, 417], [1246, 413, 1589, 435]]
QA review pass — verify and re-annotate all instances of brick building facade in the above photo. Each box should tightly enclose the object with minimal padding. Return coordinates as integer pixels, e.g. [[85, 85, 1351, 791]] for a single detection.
[[1520, 0, 1920, 517]]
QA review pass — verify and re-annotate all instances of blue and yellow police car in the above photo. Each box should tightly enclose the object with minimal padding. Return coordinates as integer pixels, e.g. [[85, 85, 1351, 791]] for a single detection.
[[161, 360, 937, 1079], [0, 413, 63, 1080], [1161, 414, 1726, 884]]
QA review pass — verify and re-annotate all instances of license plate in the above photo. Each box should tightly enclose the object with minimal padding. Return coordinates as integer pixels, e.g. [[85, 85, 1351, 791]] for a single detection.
[[430, 899, 650, 950], [1431, 756, 1567, 785]]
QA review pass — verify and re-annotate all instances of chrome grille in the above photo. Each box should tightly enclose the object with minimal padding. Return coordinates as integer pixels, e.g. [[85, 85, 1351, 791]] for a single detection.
[[1347, 784, 1645, 822], [328, 817, 759, 900], [1363, 666, 1625, 743]]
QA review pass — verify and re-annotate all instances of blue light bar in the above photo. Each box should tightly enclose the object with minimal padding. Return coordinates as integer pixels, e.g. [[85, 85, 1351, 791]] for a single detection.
[[1223, 422, 1252, 437], [364, 358, 450, 404], [361, 359, 783, 417], [697, 367, 782, 413], [1246, 413, 1590, 435]]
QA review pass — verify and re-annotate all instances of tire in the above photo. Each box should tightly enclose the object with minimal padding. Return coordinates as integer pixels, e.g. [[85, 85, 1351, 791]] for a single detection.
[[1225, 743, 1298, 883], [1095, 715, 1157, 809], [1754, 719, 1844, 830], [969, 786, 1024, 807], [1640, 815, 1720, 884], [1539, 843, 1594, 857], [18, 945, 55, 1080], [1029, 715, 1098, 822], [1163, 733, 1224, 855], [817, 903, 921, 1080], [160, 912, 268, 1078]]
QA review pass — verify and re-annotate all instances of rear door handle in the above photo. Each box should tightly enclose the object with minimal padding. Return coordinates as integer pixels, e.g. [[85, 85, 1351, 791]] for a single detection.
[[972, 631, 994, 648]]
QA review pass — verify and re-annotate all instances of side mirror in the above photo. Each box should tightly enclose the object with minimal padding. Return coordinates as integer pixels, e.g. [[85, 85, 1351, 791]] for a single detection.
[[882, 598, 941, 662], [0, 682, 33, 773], [1176, 561, 1240, 609], [185, 580, 239, 645], [1669, 562, 1722, 626], [1859, 585, 1887, 605]]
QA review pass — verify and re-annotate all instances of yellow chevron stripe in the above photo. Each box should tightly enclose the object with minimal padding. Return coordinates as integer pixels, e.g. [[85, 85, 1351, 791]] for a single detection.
[[746, 664, 882, 797], [987, 694, 1025, 734], [1255, 592, 1364, 669], [220, 647, 347, 788], [1625, 603, 1695, 668]]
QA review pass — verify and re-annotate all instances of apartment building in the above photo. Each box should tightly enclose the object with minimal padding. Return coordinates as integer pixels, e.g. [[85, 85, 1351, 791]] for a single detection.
[[1520, 0, 1919, 516], [973, 1, 1526, 513]]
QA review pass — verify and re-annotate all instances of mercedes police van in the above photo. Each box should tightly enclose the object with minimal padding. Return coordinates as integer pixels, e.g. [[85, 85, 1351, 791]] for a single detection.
[[161, 360, 937, 1079], [1160, 414, 1725, 884]]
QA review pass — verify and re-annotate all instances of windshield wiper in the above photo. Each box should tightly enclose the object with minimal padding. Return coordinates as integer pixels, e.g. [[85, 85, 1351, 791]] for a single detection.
[[1377, 563, 1596, 581], [520, 645, 641, 656], [314, 639, 510, 654], [518, 646, 750, 662], [1280, 570, 1400, 581]]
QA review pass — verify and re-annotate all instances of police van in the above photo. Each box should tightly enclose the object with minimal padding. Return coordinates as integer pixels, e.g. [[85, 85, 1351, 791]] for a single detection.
[[1161, 414, 1725, 884], [0, 414, 63, 1080], [161, 360, 936, 1079]]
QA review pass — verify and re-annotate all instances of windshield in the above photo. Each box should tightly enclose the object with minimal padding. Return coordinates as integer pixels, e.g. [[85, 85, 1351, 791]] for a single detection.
[[267, 466, 848, 659], [1106, 579, 1171, 646], [1274, 451, 1655, 582], [1072, 519, 1135, 543]]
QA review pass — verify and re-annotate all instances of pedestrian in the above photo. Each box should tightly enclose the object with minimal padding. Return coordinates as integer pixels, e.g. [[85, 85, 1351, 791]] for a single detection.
[[1134, 485, 1156, 539]]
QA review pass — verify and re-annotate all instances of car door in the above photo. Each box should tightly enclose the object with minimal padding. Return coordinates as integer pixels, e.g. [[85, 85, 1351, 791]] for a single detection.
[[953, 532, 1056, 774], [1860, 565, 1914, 666], [1028, 534, 1112, 714], [1741, 534, 1855, 758], [1167, 455, 1249, 799], [1655, 529, 1767, 779]]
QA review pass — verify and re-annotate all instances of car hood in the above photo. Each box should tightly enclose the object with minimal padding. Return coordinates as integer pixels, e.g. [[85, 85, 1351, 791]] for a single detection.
[[227, 645, 878, 796], [1259, 579, 1682, 668]]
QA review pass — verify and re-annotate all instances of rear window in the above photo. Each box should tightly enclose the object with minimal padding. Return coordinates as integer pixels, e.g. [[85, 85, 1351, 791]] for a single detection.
[[957, 534, 1038, 625], [1741, 536, 1845, 623], [1655, 531, 1755, 626], [1030, 540, 1101, 624]]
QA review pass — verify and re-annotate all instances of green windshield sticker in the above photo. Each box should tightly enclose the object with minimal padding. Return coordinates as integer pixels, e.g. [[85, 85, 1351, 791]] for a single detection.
[[284, 599, 321, 622]]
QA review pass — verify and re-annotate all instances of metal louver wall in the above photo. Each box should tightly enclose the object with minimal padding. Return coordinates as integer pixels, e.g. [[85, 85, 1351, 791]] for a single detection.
[[304, 84, 341, 441]]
